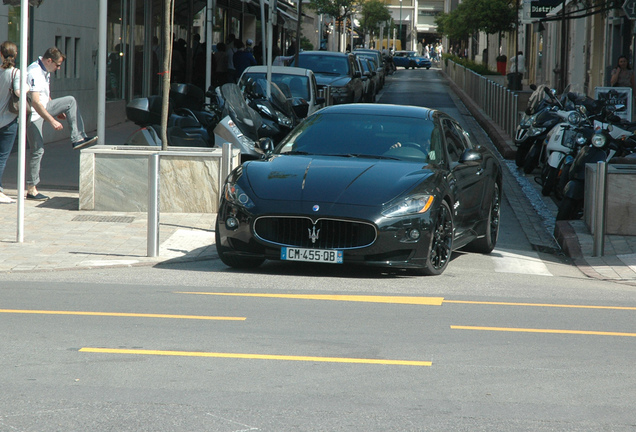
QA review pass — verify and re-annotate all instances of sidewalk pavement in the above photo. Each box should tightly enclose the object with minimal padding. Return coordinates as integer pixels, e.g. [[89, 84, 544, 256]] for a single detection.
[[0, 122, 218, 273], [1, 77, 636, 284]]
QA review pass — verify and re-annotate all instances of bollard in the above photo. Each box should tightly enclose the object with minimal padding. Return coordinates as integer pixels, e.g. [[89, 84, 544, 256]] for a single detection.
[[147, 153, 160, 257], [593, 161, 607, 257]]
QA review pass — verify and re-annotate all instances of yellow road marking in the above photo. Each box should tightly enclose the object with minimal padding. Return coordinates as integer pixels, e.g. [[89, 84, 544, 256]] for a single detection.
[[452, 325, 636, 337], [0, 309, 245, 321], [176, 292, 445, 306], [444, 300, 636, 310], [79, 347, 432, 366]]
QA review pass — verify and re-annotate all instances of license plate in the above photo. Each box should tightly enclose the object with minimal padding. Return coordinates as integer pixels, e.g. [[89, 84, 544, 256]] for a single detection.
[[281, 247, 343, 264]]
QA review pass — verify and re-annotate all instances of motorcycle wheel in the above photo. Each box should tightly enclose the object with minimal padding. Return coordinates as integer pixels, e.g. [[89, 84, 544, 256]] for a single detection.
[[556, 162, 572, 199], [556, 196, 580, 221], [515, 141, 531, 167], [523, 142, 541, 174], [541, 166, 559, 196]]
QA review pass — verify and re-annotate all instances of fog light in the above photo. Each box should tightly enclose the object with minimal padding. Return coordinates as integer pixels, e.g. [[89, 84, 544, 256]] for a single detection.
[[407, 229, 421, 240], [225, 216, 239, 229]]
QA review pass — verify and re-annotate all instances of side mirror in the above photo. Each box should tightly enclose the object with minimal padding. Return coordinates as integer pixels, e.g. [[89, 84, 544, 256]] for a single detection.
[[316, 97, 326, 105], [530, 84, 537, 91], [459, 149, 483, 163], [255, 137, 275, 154], [353, 71, 362, 79]]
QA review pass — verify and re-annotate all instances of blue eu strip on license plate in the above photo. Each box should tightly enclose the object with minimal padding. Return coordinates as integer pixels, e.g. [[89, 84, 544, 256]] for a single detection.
[[281, 247, 343, 264]]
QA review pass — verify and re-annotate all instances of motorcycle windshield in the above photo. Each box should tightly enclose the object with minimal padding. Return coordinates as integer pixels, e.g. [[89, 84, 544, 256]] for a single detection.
[[220, 83, 261, 141], [248, 78, 295, 120]]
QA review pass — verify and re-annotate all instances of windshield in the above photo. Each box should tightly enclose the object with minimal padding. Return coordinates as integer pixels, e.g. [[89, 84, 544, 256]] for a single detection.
[[240, 72, 310, 100], [220, 83, 262, 141], [275, 113, 440, 164], [296, 55, 349, 76]]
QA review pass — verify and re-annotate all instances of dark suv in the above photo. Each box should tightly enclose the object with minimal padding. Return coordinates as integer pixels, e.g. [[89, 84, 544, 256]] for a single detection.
[[292, 51, 364, 104]]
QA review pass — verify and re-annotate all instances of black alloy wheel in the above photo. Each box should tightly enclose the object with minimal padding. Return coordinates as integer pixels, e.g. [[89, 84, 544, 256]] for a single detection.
[[465, 183, 501, 254], [419, 200, 453, 276]]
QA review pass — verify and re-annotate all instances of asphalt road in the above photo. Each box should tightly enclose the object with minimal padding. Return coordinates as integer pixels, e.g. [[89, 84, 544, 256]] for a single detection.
[[1, 68, 635, 431]]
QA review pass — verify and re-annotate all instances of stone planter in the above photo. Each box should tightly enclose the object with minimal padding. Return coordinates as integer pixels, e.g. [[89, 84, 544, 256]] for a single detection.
[[79, 145, 240, 213]]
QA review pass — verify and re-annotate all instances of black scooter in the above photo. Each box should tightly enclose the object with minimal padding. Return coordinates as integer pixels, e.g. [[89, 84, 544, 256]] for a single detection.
[[125, 83, 221, 147]]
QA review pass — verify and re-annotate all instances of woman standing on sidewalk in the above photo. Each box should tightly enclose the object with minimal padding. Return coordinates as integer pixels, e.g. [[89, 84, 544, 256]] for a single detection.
[[0, 41, 20, 204]]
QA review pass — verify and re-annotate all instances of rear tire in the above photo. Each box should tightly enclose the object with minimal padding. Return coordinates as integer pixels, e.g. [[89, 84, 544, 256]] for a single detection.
[[465, 183, 500, 254]]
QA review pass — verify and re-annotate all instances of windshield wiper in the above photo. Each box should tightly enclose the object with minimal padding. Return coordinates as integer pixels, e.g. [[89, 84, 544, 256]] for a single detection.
[[327, 153, 400, 160], [281, 150, 312, 155]]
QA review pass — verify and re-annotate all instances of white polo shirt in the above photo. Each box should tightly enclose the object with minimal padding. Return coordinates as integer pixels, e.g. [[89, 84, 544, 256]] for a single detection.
[[26, 57, 50, 122]]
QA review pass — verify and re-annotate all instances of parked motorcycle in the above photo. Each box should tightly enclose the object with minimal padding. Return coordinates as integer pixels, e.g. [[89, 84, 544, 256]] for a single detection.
[[556, 115, 636, 220], [125, 83, 222, 147], [213, 81, 296, 161]]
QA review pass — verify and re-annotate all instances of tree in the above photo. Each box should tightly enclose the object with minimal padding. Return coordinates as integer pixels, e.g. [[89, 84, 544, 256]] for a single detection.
[[358, 0, 391, 42], [436, 0, 516, 61], [307, 0, 358, 50]]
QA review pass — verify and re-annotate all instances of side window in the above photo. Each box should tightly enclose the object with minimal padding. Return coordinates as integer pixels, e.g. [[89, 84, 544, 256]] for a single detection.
[[442, 118, 466, 163], [428, 124, 444, 166]]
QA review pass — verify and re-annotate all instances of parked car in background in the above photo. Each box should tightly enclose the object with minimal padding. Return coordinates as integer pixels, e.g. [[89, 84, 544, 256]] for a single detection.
[[216, 104, 503, 276], [353, 48, 385, 88], [393, 51, 432, 69], [357, 57, 378, 103], [291, 51, 364, 105], [238, 66, 326, 118]]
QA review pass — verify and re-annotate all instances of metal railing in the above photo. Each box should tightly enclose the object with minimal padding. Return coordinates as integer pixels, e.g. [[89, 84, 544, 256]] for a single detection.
[[443, 60, 519, 139]]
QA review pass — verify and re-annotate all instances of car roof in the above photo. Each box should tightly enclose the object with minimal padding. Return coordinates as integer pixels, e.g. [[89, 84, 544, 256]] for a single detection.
[[319, 103, 435, 119], [241, 66, 313, 77], [299, 50, 351, 58]]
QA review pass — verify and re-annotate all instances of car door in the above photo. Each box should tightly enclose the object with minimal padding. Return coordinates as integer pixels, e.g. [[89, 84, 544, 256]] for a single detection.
[[440, 116, 487, 233], [348, 55, 363, 102]]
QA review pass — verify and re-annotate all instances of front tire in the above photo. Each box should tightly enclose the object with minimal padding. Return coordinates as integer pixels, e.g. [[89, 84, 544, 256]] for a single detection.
[[417, 200, 453, 276], [541, 165, 559, 196], [556, 196, 579, 221], [215, 220, 265, 269]]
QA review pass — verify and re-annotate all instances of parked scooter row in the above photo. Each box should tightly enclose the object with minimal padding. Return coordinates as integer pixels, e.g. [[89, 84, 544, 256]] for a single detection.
[[515, 85, 636, 220], [124, 79, 303, 162]]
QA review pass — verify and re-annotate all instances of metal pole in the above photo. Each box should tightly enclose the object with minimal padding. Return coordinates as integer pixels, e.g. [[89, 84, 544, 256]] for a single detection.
[[98, 0, 107, 145], [593, 161, 607, 257], [17, 0, 29, 243], [147, 153, 160, 257], [399, 0, 402, 50]]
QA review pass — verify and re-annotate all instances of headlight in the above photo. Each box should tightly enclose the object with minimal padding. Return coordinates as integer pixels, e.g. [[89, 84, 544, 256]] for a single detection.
[[276, 111, 293, 127], [591, 133, 606, 148], [576, 134, 587, 145], [331, 87, 348, 95], [382, 194, 434, 218], [520, 115, 534, 127], [528, 126, 546, 136], [256, 103, 274, 119], [568, 112, 582, 125], [224, 183, 255, 209]]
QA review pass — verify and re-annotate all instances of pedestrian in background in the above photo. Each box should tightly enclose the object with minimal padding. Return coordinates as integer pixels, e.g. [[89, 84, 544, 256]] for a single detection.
[[0, 41, 20, 204], [233, 39, 257, 78], [26, 47, 97, 201], [610, 55, 635, 91]]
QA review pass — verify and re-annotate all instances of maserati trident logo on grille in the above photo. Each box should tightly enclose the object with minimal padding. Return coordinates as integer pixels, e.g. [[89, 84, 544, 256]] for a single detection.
[[308, 225, 320, 244]]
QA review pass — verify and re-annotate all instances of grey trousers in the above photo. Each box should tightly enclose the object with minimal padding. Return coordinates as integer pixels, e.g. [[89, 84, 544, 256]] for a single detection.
[[26, 96, 88, 186]]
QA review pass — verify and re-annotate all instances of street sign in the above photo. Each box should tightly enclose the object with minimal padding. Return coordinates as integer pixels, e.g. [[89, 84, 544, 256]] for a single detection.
[[623, 0, 636, 20]]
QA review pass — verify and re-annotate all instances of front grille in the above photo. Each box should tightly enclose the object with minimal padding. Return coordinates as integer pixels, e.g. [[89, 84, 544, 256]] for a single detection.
[[254, 216, 377, 249]]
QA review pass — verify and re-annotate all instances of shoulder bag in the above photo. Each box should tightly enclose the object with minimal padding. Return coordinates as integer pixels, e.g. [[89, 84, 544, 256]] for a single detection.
[[8, 68, 20, 115]]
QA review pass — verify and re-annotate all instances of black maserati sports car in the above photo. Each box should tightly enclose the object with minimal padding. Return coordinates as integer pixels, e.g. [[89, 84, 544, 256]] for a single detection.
[[215, 104, 502, 275]]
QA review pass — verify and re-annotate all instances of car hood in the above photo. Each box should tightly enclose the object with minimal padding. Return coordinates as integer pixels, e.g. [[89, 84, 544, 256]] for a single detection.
[[314, 73, 351, 87], [243, 155, 433, 206]]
